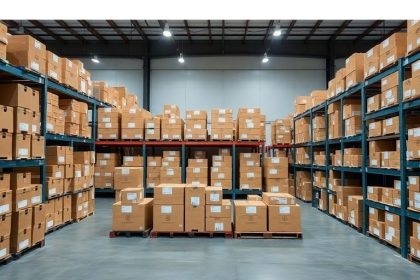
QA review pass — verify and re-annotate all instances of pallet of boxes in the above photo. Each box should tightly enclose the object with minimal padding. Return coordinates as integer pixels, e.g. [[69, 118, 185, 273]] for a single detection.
[[0, 23, 7, 61], [211, 149, 232, 190], [237, 108, 263, 141], [162, 105, 183, 141], [239, 153, 262, 191], [211, 108, 234, 141], [233, 193, 302, 239], [185, 110, 207, 141]]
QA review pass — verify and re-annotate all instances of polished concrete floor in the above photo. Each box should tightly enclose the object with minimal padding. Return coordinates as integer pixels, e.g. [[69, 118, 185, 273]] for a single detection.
[[1, 198, 419, 280]]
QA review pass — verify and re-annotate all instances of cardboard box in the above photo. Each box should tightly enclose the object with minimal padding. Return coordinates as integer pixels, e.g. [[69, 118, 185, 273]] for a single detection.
[[382, 116, 399, 135], [112, 198, 153, 231], [114, 167, 143, 190], [368, 121, 382, 138], [233, 200, 267, 232], [31, 135, 44, 159], [0, 190, 12, 215], [0, 105, 13, 133], [210, 179, 232, 190], [367, 94, 381, 113], [154, 184, 184, 205], [0, 132, 12, 160], [7, 35, 47, 75], [0, 213, 11, 238], [153, 204, 184, 232], [205, 217, 231, 232], [205, 186, 223, 205], [364, 45, 380, 78], [381, 87, 398, 108], [262, 192, 295, 205], [268, 204, 301, 232], [10, 227, 31, 254], [120, 188, 144, 204], [46, 51, 62, 83], [31, 221, 45, 246], [206, 200, 231, 218], [403, 76, 420, 100], [184, 184, 206, 232], [265, 178, 290, 193]]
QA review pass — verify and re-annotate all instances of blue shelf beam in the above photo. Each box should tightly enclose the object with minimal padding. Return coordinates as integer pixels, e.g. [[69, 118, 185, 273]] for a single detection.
[[366, 200, 401, 216], [0, 159, 45, 168]]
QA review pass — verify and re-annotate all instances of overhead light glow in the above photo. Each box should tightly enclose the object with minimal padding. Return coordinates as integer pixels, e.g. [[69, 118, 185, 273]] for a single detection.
[[163, 23, 172, 37], [178, 53, 185, 64], [91, 56, 100, 63], [262, 53, 269, 63], [273, 27, 282, 37]]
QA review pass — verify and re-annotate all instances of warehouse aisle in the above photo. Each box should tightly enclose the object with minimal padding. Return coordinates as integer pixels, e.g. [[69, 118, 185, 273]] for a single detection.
[[1, 198, 419, 280]]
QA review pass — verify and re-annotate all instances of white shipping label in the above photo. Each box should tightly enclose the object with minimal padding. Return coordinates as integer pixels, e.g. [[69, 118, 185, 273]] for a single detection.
[[271, 158, 280, 164], [193, 124, 201, 129], [102, 117, 110, 123], [214, 182, 222, 187], [169, 119, 176, 124], [125, 156, 134, 162], [409, 176, 418, 185], [47, 220, 54, 229], [19, 239, 29, 250], [369, 123, 376, 129], [211, 206, 221, 213], [167, 156, 175, 162], [128, 123, 136, 128], [404, 90, 412, 98], [388, 226, 396, 236], [218, 173, 225, 179], [121, 168, 130, 175], [121, 206, 132, 213], [210, 193, 220, 202], [368, 97, 374, 105], [247, 108, 254, 113], [414, 128, 420, 137], [191, 197, 200, 206], [213, 162, 221, 167], [243, 153, 251, 158], [367, 48, 374, 57], [162, 134, 169, 139], [100, 160, 107, 166], [31, 61, 40, 71], [104, 108, 111, 113], [161, 205, 172, 214], [18, 149, 29, 157], [269, 169, 277, 175], [415, 193, 420, 201], [246, 206, 257, 214], [105, 123, 112, 128], [386, 213, 393, 222], [193, 168, 200, 174], [193, 110, 200, 115], [218, 117, 226, 123], [55, 171, 62, 178], [387, 55, 395, 64], [382, 79, 388, 86], [386, 118, 393, 126], [246, 160, 254, 166], [382, 38, 390, 48], [385, 90, 393, 99], [129, 108, 136, 114], [162, 162, 169, 167], [214, 223, 224, 231], [271, 186, 279, 193], [49, 188, 56, 196], [75, 171, 82, 178], [276, 197, 287, 204], [84, 165, 90, 176], [279, 206, 290, 214], [246, 172, 255, 178], [214, 156, 222, 161], [18, 122, 28, 132], [219, 109, 226, 114], [368, 187, 374, 194], [0, 204, 10, 214], [371, 160, 378, 166], [413, 61, 420, 72], [385, 233, 392, 241], [166, 169, 174, 176], [369, 208, 375, 214], [162, 187, 173, 195], [32, 124, 38, 133], [127, 193, 138, 201], [146, 129, 155, 134], [394, 199, 401, 206], [31, 196, 41, 204], [246, 123, 254, 128], [0, 248, 6, 258]]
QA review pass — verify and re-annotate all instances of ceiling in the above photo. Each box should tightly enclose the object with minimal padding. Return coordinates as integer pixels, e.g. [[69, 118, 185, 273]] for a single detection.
[[2, 20, 406, 42]]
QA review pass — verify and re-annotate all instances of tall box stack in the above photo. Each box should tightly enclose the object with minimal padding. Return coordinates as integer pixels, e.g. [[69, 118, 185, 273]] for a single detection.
[[407, 128, 420, 160], [296, 171, 311, 201], [407, 20, 420, 55], [0, 83, 42, 160], [239, 153, 261, 190], [364, 45, 380, 78], [309, 90, 327, 110], [71, 60, 89, 94], [0, 172, 11, 260], [46, 51, 62, 83], [121, 108, 151, 140], [78, 102, 90, 138], [211, 108, 234, 140], [7, 35, 47, 75], [335, 186, 362, 222], [59, 99, 80, 137], [71, 188, 95, 221], [112, 86, 128, 109], [411, 221, 420, 258], [295, 147, 310, 165], [74, 151, 95, 191], [184, 184, 206, 232], [160, 151, 182, 184], [384, 212, 401, 248], [98, 108, 120, 140], [347, 195, 363, 228], [408, 176, 420, 211], [237, 108, 262, 141], [271, 119, 291, 145], [114, 167, 143, 191], [185, 110, 207, 140], [147, 156, 162, 188], [95, 153, 120, 190], [46, 146, 69, 197], [345, 53, 364, 90], [112, 188, 153, 232], [153, 184, 184, 232], [379, 33, 407, 71], [233, 199, 267, 232], [93, 81, 111, 104], [403, 60, 420, 101], [294, 96, 309, 116], [312, 115, 326, 142], [328, 102, 341, 139], [334, 68, 346, 96], [381, 72, 399, 108], [211, 149, 232, 190], [343, 100, 361, 137], [0, 23, 7, 60], [263, 193, 301, 233], [145, 117, 161, 140], [264, 157, 289, 193], [205, 186, 231, 232], [294, 118, 310, 144], [61, 58, 79, 90], [186, 158, 208, 185], [162, 104, 183, 140], [46, 92, 65, 135], [343, 148, 362, 167]]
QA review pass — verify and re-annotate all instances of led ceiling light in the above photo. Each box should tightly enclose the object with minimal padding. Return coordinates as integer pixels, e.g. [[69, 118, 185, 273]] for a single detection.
[[163, 23, 172, 37], [178, 53, 185, 64], [273, 24, 282, 37], [262, 53, 269, 63], [91, 56, 100, 63]]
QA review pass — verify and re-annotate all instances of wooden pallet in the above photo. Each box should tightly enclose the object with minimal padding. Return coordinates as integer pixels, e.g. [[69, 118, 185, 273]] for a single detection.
[[347, 223, 362, 233], [234, 231, 303, 239], [185, 139, 208, 142], [12, 240, 45, 259], [73, 212, 94, 223], [367, 232, 401, 252], [17, 66, 46, 77], [48, 193, 65, 199], [408, 46, 420, 56], [46, 220, 73, 234], [0, 255, 12, 266], [150, 230, 233, 238], [109, 228, 152, 238], [408, 253, 420, 264]]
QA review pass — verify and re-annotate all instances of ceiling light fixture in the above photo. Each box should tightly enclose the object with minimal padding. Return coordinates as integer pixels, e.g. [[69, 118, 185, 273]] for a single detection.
[[178, 53, 185, 64], [163, 23, 172, 37], [273, 24, 282, 37], [91, 56, 100, 63], [262, 53, 269, 63]]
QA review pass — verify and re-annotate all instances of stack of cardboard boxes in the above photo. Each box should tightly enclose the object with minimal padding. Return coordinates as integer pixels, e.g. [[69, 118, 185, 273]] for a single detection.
[[205, 187, 231, 232], [381, 72, 399, 108], [343, 148, 362, 167], [368, 140, 400, 169], [294, 96, 310, 116], [313, 171, 326, 189], [263, 157, 289, 193], [70, 187, 95, 222], [313, 150, 326, 166], [162, 105, 183, 140], [121, 108, 152, 140], [236, 108, 262, 141], [94, 153, 120, 189], [347, 195, 363, 228], [407, 127, 420, 160], [0, 23, 7, 60], [0, 83, 43, 160], [147, 156, 161, 188], [345, 53, 364, 90], [46, 51, 62, 83], [369, 208, 401, 248], [153, 184, 185, 232], [185, 110, 207, 140], [98, 108, 121, 140], [7, 35, 47, 75], [210, 149, 232, 190], [408, 176, 420, 211], [114, 166, 143, 197], [58, 99, 90, 138], [309, 90, 328, 109], [331, 149, 342, 166], [410, 221, 420, 258], [271, 118, 292, 145], [46, 92, 64, 135], [328, 103, 341, 139], [295, 147, 310, 165], [239, 153, 262, 190], [160, 151, 182, 184], [294, 118, 310, 144], [317, 189, 328, 211], [211, 108, 234, 141], [407, 20, 420, 55], [334, 186, 362, 222], [368, 183, 401, 208], [312, 115, 326, 142], [403, 60, 420, 101], [296, 171, 311, 201], [184, 184, 206, 232], [379, 33, 407, 71], [145, 117, 161, 140], [112, 187, 153, 232], [343, 100, 361, 137], [186, 155, 208, 185]]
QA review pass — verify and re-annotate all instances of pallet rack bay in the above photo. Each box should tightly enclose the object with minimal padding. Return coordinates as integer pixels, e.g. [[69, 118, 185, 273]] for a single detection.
[[291, 52, 420, 259], [0, 59, 111, 203]]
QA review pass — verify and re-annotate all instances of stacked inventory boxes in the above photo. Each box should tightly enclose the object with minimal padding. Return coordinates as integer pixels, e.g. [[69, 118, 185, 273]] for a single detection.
[[309, 90, 328, 109], [408, 176, 420, 211], [260, 114, 266, 141], [112, 187, 153, 232], [205, 187, 231, 232], [0, 23, 7, 60], [122, 148, 143, 167], [121, 108, 152, 140], [381, 72, 399, 108], [335, 186, 362, 222], [74, 151, 95, 192], [46, 146, 69, 197], [328, 102, 341, 139], [312, 115, 326, 142], [61, 58, 79, 90], [294, 96, 310, 115], [384, 212, 401, 248], [369, 140, 398, 168], [296, 171, 311, 201], [185, 110, 207, 140], [237, 108, 262, 141], [211, 149, 232, 190], [318, 189, 328, 211], [78, 102, 90, 138], [114, 167, 143, 192], [343, 148, 362, 167], [59, 99, 80, 136], [313, 171, 326, 188], [153, 184, 184, 232], [313, 151, 326, 166], [46, 92, 65, 135], [403, 60, 420, 101], [0, 173, 12, 260], [71, 60, 90, 95], [186, 157, 208, 185], [233, 199, 267, 232], [95, 153, 120, 190], [263, 193, 302, 233], [379, 33, 407, 71], [71, 188, 95, 221], [145, 117, 161, 140], [364, 45, 380, 78], [271, 119, 292, 145], [162, 105, 183, 140], [46, 51, 62, 83], [367, 184, 401, 208], [7, 35, 47, 75], [0, 83, 43, 160], [345, 53, 364, 90], [407, 20, 420, 55], [93, 81, 112, 104], [239, 153, 261, 190], [147, 156, 162, 188], [184, 184, 206, 232], [410, 221, 420, 258], [263, 157, 288, 193], [295, 147, 310, 164], [97, 108, 120, 140], [347, 195, 363, 228], [294, 118, 310, 144], [369, 207, 385, 239], [335, 68, 346, 96], [211, 108, 234, 140], [407, 128, 420, 160], [160, 151, 182, 184], [367, 93, 381, 113], [343, 100, 361, 137]]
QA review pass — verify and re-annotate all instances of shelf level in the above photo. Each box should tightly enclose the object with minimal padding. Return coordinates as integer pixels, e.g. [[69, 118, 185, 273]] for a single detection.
[[46, 133, 94, 144], [366, 200, 401, 216], [364, 105, 399, 121], [366, 167, 401, 176], [0, 159, 44, 168]]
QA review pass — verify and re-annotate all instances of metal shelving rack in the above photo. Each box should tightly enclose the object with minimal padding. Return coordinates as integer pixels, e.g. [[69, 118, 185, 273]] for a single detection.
[[95, 140, 265, 199], [291, 52, 420, 260], [0, 59, 110, 202]]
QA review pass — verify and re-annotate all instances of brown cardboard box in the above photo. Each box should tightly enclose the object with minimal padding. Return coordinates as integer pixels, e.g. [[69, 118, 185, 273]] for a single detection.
[[46, 165, 65, 179], [14, 107, 32, 134], [46, 146, 66, 165], [61, 58, 79, 90], [381, 72, 399, 92], [0, 106, 14, 133], [369, 207, 385, 221], [31, 184, 42, 206], [10, 172, 31, 190], [112, 198, 153, 231], [380, 32, 407, 55], [403, 76, 420, 100], [267, 204, 301, 232], [262, 192, 295, 205], [114, 167, 143, 190], [367, 94, 381, 113], [10, 227, 31, 254], [234, 200, 267, 232], [120, 188, 144, 204], [0, 132, 12, 160], [369, 219, 385, 239], [7, 35, 47, 74], [122, 155, 143, 167], [12, 208, 32, 233], [154, 184, 184, 205], [0, 84, 39, 112], [46, 51, 62, 83], [381, 87, 398, 108], [206, 217, 232, 232], [382, 117, 399, 135], [368, 121, 382, 138], [206, 200, 231, 218], [380, 47, 406, 70], [31, 221, 45, 246], [336, 186, 362, 206], [206, 186, 223, 205], [0, 190, 12, 215], [265, 178, 290, 193], [211, 179, 232, 190], [31, 135, 45, 159], [184, 184, 206, 232], [0, 213, 11, 237], [364, 45, 380, 78], [153, 204, 184, 232]]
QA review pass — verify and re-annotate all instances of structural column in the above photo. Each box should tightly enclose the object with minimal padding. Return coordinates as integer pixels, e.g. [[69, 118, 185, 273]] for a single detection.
[[326, 40, 335, 87], [143, 41, 151, 111]]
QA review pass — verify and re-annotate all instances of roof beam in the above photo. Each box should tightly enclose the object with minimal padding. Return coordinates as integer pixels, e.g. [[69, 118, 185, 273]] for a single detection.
[[2, 20, 44, 42], [208, 20, 212, 42], [131, 20, 147, 41], [107, 20, 128, 41], [263, 20, 274, 42], [56, 20, 85, 41], [78, 20, 105, 41], [377, 21, 406, 43], [329, 20, 352, 40], [242, 20, 250, 43], [304, 20, 322, 42], [28, 20, 63, 41], [353, 20, 384, 43], [184, 20, 192, 42], [283, 20, 296, 40]]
